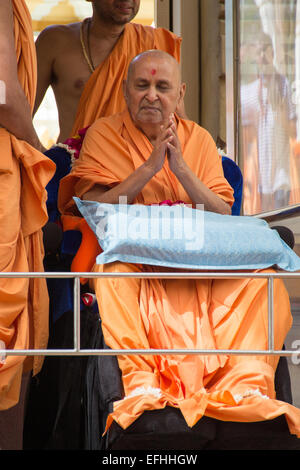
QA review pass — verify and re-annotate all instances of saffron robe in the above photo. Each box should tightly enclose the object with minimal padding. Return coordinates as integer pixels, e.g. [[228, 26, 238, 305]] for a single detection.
[[70, 23, 181, 138], [52, 24, 181, 235], [0, 0, 55, 409], [58, 110, 300, 438]]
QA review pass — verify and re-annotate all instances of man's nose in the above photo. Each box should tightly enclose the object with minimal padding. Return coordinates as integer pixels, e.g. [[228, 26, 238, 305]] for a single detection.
[[145, 86, 158, 102]]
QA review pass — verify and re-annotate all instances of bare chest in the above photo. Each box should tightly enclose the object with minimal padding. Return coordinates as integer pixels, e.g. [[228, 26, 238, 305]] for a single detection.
[[52, 41, 115, 98], [51, 47, 93, 101]]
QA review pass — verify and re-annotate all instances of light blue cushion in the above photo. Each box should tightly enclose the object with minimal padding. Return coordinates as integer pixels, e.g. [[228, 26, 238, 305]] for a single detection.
[[74, 197, 300, 271]]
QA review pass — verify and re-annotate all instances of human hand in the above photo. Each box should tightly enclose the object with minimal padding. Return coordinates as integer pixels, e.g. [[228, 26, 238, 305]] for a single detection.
[[146, 116, 174, 173], [166, 114, 185, 175]]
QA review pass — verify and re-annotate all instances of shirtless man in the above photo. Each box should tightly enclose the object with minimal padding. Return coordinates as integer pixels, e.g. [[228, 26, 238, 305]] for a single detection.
[[34, 0, 167, 144], [34, 0, 141, 143]]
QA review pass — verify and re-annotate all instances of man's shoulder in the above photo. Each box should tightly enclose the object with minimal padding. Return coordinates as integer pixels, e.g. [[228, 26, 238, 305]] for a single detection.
[[180, 117, 211, 137], [36, 22, 81, 47], [179, 118, 218, 149], [87, 112, 125, 136], [127, 22, 179, 40]]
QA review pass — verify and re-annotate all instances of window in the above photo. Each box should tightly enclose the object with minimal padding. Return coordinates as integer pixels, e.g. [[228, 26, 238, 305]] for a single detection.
[[238, 0, 300, 215]]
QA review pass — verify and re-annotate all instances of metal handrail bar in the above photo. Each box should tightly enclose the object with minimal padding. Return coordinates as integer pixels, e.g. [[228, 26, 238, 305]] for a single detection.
[[0, 271, 300, 279], [0, 271, 299, 358], [1, 349, 298, 356]]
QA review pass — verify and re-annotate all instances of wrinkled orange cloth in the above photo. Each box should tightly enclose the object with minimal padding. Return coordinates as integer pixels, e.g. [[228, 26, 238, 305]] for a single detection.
[[70, 23, 181, 137], [58, 110, 300, 437], [59, 110, 233, 273], [94, 263, 299, 437], [59, 214, 101, 281], [0, 0, 55, 409], [60, 24, 181, 273], [60, 110, 234, 212]]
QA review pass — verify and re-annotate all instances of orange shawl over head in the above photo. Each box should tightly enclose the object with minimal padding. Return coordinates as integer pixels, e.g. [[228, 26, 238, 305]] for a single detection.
[[70, 23, 181, 137], [0, 0, 55, 409]]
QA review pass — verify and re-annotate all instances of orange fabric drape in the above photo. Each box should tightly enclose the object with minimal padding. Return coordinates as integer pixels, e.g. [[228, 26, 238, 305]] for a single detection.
[[60, 110, 234, 213], [94, 262, 300, 437], [0, 0, 55, 409], [58, 110, 300, 437], [70, 23, 181, 137], [59, 110, 233, 273]]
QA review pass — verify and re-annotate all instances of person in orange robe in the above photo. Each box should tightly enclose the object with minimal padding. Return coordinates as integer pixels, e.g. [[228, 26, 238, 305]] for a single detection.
[[58, 50, 300, 440], [36, 1, 184, 228], [70, 22, 183, 139], [0, 0, 55, 449], [34, 0, 183, 146]]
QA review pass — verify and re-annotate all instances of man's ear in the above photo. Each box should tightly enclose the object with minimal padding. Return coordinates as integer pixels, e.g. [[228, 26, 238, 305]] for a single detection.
[[175, 83, 187, 119], [179, 82, 186, 101]]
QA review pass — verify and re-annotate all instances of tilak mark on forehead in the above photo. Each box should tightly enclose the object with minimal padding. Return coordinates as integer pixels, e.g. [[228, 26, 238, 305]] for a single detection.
[[151, 69, 156, 75]]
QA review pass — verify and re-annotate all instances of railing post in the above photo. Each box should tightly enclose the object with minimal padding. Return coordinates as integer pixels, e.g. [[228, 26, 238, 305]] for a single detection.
[[73, 276, 81, 351], [268, 276, 274, 352]]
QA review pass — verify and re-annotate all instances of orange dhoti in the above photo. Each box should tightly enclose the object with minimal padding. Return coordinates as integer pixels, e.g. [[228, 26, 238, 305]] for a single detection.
[[93, 261, 300, 438], [0, 131, 55, 409]]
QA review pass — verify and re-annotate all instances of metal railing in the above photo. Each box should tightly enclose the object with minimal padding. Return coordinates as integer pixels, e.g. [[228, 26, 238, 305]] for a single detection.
[[0, 270, 300, 359]]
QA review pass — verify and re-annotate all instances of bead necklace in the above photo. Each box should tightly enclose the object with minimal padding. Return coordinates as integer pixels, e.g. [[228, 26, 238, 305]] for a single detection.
[[80, 18, 95, 73]]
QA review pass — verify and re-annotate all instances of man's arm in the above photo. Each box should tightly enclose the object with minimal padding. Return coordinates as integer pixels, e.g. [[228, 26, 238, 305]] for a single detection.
[[33, 27, 57, 116], [82, 162, 155, 204], [82, 123, 171, 204], [166, 116, 231, 214], [170, 160, 232, 214], [0, 0, 42, 150], [83, 117, 231, 214]]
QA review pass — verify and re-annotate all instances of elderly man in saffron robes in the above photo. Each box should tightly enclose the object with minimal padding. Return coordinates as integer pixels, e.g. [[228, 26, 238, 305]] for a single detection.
[[58, 50, 300, 439]]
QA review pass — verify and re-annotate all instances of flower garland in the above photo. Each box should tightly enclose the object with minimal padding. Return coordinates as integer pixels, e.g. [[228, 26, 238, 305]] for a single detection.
[[157, 199, 186, 206], [56, 126, 91, 164]]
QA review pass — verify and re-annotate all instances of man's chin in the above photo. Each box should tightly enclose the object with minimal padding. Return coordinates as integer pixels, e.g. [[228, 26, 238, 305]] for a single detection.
[[138, 109, 163, 121], [139, 117, 163, 125], [113, 17, 135, 25], [112, 11, 137, 25]]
